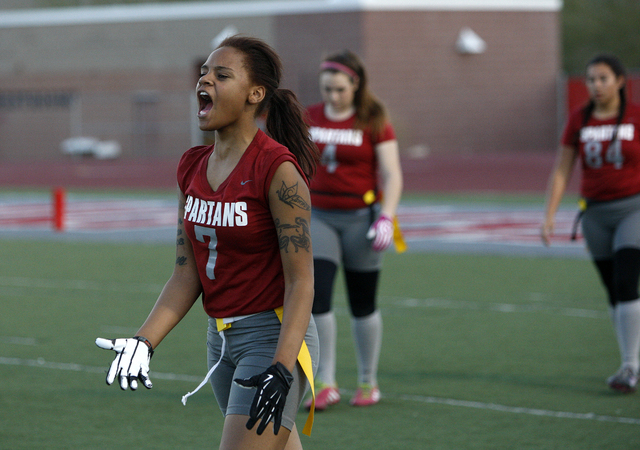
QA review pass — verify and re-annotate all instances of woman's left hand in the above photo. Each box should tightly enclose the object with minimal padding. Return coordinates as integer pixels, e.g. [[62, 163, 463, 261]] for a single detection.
[[234, 362, 294, 435]]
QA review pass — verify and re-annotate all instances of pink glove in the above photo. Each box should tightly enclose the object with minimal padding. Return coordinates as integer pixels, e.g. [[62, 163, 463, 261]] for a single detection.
[[367, 214, 394, 252]]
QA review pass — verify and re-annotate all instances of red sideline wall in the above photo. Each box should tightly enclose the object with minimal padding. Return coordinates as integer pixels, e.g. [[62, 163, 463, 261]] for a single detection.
[[0, 151, 579, 194]]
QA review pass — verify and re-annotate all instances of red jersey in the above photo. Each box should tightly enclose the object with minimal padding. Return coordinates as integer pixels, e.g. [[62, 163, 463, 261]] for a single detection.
[[177, 130, 306, 318], [306, 103, 396, 209], [561, 103, 640, 201]]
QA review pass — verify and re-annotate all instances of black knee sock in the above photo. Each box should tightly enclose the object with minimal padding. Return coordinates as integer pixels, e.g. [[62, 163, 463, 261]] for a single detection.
[[344, 269, 380, 318]]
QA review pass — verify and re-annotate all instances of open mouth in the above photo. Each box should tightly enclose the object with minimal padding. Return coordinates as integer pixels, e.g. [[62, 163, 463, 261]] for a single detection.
[[197, 91, 213, 117]]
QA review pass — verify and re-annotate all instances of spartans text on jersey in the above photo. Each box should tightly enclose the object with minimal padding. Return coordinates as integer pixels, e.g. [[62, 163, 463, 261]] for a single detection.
[[580, 124, 635, 142], [184, 196, 248, 227], [309, 126, 364, 146]]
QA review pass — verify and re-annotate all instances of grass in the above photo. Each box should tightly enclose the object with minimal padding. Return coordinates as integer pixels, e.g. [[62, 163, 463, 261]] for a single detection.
[[1, 222, 639, 449]]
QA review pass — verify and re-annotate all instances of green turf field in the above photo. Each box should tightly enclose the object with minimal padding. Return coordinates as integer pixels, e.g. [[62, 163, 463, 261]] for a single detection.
[[1, 235, 639, 449]]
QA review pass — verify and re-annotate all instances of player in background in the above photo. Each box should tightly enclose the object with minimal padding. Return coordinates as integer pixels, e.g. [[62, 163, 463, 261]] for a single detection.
[[541, 54, 640, 393], [96, 35, 320, 450], [304, 50, 403, 410]]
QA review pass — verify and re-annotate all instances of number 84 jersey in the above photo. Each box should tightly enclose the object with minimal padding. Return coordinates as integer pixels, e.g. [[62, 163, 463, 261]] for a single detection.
[[562, 102, 640, 201]]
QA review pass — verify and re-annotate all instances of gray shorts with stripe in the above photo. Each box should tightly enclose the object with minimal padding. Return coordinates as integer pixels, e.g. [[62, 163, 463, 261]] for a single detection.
[[311, 205, 383, 271], [206, 310, 319, 432], [582, 193, 640, 259]]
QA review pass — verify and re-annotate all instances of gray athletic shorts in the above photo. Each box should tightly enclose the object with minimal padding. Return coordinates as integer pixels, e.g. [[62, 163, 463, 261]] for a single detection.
[[206, 310, 319, 432], [582, 193, 640, 259], [311, 206, 383, 271]]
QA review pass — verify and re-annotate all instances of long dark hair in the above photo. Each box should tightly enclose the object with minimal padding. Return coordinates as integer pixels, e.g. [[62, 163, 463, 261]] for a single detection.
[[579, 54, 627, 142], [321, 50, 389, 139], [217, 35, 319, 179]]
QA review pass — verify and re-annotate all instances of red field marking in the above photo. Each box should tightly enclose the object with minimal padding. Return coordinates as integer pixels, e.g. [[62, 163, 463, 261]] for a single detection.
[[0, 199, 177, 230], [0, 202, 53, 226], [397, 206, 579, 244], [0, 198, 579, 246]]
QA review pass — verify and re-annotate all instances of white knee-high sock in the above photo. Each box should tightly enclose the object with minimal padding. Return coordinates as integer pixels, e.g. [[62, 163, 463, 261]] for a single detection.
[[352, 310, 382, 386], [313, 311, 337, 386], [610, 306, 625, 365], [615, 299, 640, 373]]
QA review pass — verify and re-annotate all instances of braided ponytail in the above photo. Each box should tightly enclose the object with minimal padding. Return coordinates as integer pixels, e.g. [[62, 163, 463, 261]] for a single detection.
[[267, 88, 319, 179]]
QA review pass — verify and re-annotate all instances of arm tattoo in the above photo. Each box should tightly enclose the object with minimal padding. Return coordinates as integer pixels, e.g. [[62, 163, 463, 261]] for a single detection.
[[275, 217, 311, 253], [175, 219, 188, 265], [176, 218, 185, 246], [277, 181, 311, 210]]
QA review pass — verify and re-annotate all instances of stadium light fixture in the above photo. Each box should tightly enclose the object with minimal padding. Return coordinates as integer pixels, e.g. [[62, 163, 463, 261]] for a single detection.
[[456, 27, 486, 55]]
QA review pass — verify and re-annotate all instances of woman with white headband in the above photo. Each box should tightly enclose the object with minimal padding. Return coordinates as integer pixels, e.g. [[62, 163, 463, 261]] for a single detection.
[[304, 49, 403, 410]]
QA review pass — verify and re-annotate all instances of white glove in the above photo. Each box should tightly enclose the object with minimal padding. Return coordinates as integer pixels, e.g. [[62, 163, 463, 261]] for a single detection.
[[95, 336, 154, 390], [367, 214, 394, 252]]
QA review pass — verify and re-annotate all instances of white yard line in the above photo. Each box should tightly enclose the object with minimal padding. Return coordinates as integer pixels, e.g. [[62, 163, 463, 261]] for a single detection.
[[395, 393, 640, 426], [1, 273, 606, 319], [0, 356, 201, 383], [0, 276, 163, 293], [1, 356, 637, 426], [389, 296, 608, 319]]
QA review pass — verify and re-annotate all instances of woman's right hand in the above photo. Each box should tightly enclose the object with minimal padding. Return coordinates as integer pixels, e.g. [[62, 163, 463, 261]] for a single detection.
[[541, 145, 577, 248], [540, 218, 555, 246], [95, 336, 154, 390]]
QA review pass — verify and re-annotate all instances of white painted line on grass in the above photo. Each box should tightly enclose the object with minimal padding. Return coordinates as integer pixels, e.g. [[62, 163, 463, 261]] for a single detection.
[[397, 393, 640, 426], [0, 276, 162, 294], [0, 336, 37, 345], [0, 356, 201, 383], [2, 356, 638, 426], [390, 297, 608, 319]]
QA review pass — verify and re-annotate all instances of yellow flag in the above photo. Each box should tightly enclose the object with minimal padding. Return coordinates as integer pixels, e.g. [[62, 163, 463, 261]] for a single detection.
[[393, 216, 407, 253]]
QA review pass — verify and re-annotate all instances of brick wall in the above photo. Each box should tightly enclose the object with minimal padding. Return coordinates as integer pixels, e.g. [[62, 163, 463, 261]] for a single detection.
[[0, 3, 561, 163], [274, 8, 560, 155], [361, 10, 560, 154]]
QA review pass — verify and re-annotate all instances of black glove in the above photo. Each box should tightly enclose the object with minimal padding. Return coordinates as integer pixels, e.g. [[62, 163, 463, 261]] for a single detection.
[[234, 362, 294, 435]]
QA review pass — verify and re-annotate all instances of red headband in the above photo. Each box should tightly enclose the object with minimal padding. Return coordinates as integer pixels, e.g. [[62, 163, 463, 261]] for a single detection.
[[320, 61, 360, 82]]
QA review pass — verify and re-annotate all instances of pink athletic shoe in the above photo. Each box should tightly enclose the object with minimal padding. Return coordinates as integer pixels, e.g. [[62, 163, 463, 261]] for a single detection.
[[607, 367, 638, 394], [350, 384, 380, 406], [304, 384, 341, 411]]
